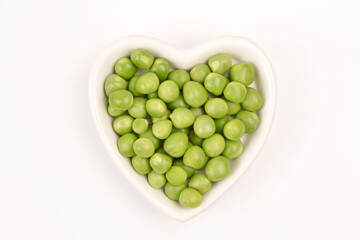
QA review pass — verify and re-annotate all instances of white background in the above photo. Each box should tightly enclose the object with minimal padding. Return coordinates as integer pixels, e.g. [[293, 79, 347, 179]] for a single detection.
[[1, 0, 359, 239]]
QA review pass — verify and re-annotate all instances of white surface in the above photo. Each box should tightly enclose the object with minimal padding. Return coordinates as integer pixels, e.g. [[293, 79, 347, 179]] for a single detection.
[[0, 0, 359, 239]]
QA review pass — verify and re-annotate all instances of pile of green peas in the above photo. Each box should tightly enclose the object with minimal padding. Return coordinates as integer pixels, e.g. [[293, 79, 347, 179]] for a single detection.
[[105, 48, 263, 208]]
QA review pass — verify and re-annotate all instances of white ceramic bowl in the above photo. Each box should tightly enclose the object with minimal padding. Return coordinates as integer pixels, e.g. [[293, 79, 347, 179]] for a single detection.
[[89, 36, 276, 222]]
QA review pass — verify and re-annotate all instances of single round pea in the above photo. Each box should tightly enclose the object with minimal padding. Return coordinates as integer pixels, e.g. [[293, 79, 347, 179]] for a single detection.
[[150, 153, 173, 174], [173, 159, 195, 178], [190, 64, 211, 83], [166, 166, 187, 186], [146, 98, 167, 118], [167, 93, 189, 110], [152, 109, 170, 123], [226, 100, 241, 115], [236, 110, 260, 133], [241, 87, 263, 111], [158, 80, 179, 103], [130, 48, 154, 70], [132, 118, 148, 134], [230, 63, 255, 86], [147, 91, 158, 99], [128, 97, 147, 118], [204, 73, 228, 96], [113, 115, 134, 135], [179, 188, 202, 208], [114, 57, 137, 80], [152, 119, 172, 139], [139, 127, 161, 149], [149, 58, 170, 81], [107, 105, 125, 117], [131, 156, 151, 174], [223, 119, 245, 140], [223, 82, 247, 103], [183, 81, 208, 107], [214, 116, 230, 133], [172, 127, 190, 135], [202, 133, 225, 157], [133, 138, 155, 158], [167, 69, 190, 89], [164, 182, 186, 200], [190, 107, 205, 118], [208, 53, 232, 74], [205, 156, 231, 181], [204, 98, 228, 119], [117, 133, 137, 157], [170, 107, 195, 129], [193, 115, 215, 138], [135, 72, 159, 94], [222, 139, 243, 159], [128, 75, 142, 97], [163, 132, 188, 158], [104, 74, 127, 96], [183, 146, 208, 169], [188, 173, 212, 194], [189, 130, 204, 146], [108, 90, 133, 111], [147, 170, 166, 189]]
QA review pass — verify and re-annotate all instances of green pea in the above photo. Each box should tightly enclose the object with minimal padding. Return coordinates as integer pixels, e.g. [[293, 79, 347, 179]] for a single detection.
[[114, 57, 137, 80], [226, 100, 241, 115], [187, 141, 193, 150], [222, 139, 243, 159], [204, 98, 228, 119], [179, 188, 202, 208], [190, 64, 211, 83], [214, 116, 230, 133], [230, 63, 255, 86], [173, 159, 195, 178], [132, 118, 148, 134], [108, 90, 133, 111], [208, 53, 232, 74], [117, 133, 137, 157], [146, 98, 167, 118], [164, 182, 186, 200], [193, 115, 215, 138], [156, 147, 167, 155], [158, 80, 179, 103], [172, 127, 190, 135], [113, 115, 134, 135], [147, 91, 158, 99], [133, 138, 155, 158], [150, 153, 173, 174], [147, 170, 166, 189], [139, 127, 161, 149], [183, 146, 208, 169], [135, 72, 159, 94], [205, 156, 231, 181], [189, 130, 204, 146], [190, 107, 205, 118], [152, 109, 170, 123], [107, 105, 125, 117], [152, 119, 172, 139], [163, 132, 188, 158], [128, 75, 142, 97], [183, 81, 208, 107], [149, 58, 170, 81], [128, 97, 147, 118], [170, 107, 195, 128], [167, 93, 189, 110], [202, 133, 225, 157], [131, 156, 151, 174], [241, 87, 263, 111], [130, 48, 154, 70], [188, 173, 212, 194], [236, 110, 260, 133], [204, 73, 228, 96], [166, 166, 187, 186], [223, 82, 247, 103], [167, 69, 190, 89], [223, 119, 245, 140], [104, 74, 127, 96]]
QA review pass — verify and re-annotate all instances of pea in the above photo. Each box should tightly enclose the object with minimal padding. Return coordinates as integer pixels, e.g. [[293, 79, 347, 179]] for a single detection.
[[114, 57, 137, 80], [190, 64, 211, 83], [241, 87, 263, 111], [150, 153, 173, 174], [193, 115, 215, 138], [222, 139, 243, 159], [204, 98, 228, 119], [223, 119, 245, 140], [163, 132, 188, 158], [155, 147, 168, 156], [147, 91, 158, 99], [132, 118, 148, 134], [189, 130, 204, 146], [117, 133, 137, 157], [183, 146, 208, 169], [158, 80, 179, 103], [152, 119, 172, 139], [104, 74, 127, 96], [149, 58, 170, 81], [167, 93, 189, 110], [131, 156, 151, 174], [187, 141, 193, 150], [128, 97, 147, 118], [164, 182, 186, 200], [202, 133, 225, 157], [130, 48, 154, 70], [147, 170, 167, 189], [173, 159, 195, 178], [107, 105, 125, 117], [139, 127, 161, 149], [190, 107, 205, 118], [205, 156, 231, 181], [208, 53, 232, 74], [166, 166, 187, 186], [108, 90, 133, 111], [133, 138, 155, 158], [152, 109, 170, 123], [236, 110, 260, 133], [188, 173, 212, 194], [170, 107, 195, 129], [214, 116, 230, 133], [172, 127, 190, 135], [223, 82, 247, 103], [135, 72, 159, 94], [128, 75, 142, 97], [225, 100, 241, 115], [204, 73, 228, 96], [230, 63, 255, 86], [146, 98, 167, 118], [183, 81, 208, 107], [179, 188, 202, 208], [113, 115, 134, 135], [168, 69, 190, 89]]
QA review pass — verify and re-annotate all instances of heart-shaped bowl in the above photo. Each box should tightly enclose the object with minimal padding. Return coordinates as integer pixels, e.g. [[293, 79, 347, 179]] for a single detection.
[[89, 35, 276, 222]]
